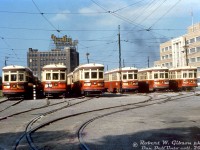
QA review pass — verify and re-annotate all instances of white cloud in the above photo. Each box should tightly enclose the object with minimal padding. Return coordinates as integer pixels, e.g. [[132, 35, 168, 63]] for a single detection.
[[51, 10, 70, 22]]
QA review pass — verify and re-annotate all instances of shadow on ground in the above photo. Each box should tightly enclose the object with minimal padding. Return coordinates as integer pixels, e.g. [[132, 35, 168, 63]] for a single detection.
[[1, 126, 200, 150]]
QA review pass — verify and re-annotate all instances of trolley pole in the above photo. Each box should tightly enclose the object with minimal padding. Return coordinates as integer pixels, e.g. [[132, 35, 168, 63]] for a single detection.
[[118, 25, 122, 93], [148, 56, 149, 68], [86, 52, 90, 64]]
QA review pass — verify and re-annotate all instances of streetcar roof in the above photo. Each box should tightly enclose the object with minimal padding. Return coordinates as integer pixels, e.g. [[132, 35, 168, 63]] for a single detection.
[[67, 72, 73, 76], [169, 66, 197, 71], [138, 66, 168, 72], [42, 64, 67, 69], [74, 63, 104, 71], [105, 67, 138, 74], [2, 65, 32, 71]]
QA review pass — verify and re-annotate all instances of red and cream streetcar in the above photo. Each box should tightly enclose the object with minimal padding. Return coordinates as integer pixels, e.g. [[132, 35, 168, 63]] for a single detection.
[[42, 64, 67, 98], [104, 67, 138, 93], [169, 66, 197, 91], [2, 65, 34, 99], [67, 72, 74, 95], [72, 63, 104, 96], [138, 67, 169, 92]]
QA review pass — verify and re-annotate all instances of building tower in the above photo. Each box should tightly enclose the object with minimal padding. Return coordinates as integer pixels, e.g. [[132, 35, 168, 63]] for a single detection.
[[27, 34, 79, 79]]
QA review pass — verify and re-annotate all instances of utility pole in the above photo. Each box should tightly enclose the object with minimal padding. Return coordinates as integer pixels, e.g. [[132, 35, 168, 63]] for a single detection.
[[118, 25, 122, 93], [148, 56, 149, 68], [183, 38, 189, 66]]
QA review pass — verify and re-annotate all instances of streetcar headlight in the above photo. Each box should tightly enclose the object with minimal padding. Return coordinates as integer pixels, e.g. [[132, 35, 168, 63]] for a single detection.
[[133, 82, 138, 85], [45, 84, 48, 88], [123, 82, 128, 86], [183, 80, 188, 83], [97, 82, 104, 86], [84, 82, 91, 86], [3, 85, 10, 89], [45, 84, 52, 88]]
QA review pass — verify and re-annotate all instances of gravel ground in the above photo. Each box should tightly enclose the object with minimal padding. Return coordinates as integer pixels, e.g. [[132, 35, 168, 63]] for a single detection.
[[83, 92, 200, 150], [0, 91, 199, 150]]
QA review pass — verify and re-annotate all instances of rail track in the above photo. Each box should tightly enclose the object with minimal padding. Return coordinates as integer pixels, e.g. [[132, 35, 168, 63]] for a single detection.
[[0, 97, 91, 121], [0, 99, 24, 113], [14, 92, 198, 150], [14, 96, 96, 150]]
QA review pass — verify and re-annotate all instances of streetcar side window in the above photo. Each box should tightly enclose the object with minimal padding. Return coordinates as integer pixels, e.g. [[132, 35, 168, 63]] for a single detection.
[[112, 73, 117, 81], [189, 73, 193, 78], [134, 73, 137, 79], [194, 72, 197, 78], [85, 72, 90, 79], [160, 73, 164, 78], [183, 73, 187, 78], [99, 72, 103, 79], [165, 73, 168, 78], [53, 73, 59, 80], [104, 74, 109, 81], [60, 73, 65, 80], [4, 74, 9, 81], [123, 74, 127, 80], [18, 74, 24, 81], [154, 73, 158, 79], [177, 71, 181, 78], [46, 73, 51, 80]]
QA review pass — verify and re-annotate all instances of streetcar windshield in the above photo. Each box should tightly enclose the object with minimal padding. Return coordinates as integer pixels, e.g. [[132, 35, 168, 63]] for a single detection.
[[4, 74, 9, 81], [53, 73, 59, 80], [128, 74, 133, 79], [11, 74, 17, 81], [46, 73, 51, 80], [91, 72, 97, 79]]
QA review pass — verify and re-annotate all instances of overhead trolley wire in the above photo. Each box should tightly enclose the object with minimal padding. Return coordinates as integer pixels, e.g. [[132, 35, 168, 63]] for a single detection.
[[0, 10, 107, 15], [148, 0, 182, 29], [0, 36, 21, 62], [31, 0, 60, 33]]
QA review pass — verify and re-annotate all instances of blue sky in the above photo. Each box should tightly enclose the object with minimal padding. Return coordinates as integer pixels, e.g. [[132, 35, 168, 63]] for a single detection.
[[0, 0, 200, 75]]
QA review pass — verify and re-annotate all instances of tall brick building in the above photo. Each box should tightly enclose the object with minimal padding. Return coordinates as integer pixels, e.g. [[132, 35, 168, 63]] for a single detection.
[[27, 34, 79, 79]]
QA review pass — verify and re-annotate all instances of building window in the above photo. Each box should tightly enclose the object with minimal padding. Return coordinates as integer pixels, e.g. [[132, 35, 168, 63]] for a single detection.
[[162, 56, 165, 60], [169, 46, 172, 49], [190, 38, 195, 44], [169, 54, 172, 59], [196, 47, 200, 52], [197, 57, 200, 62], [196, 36, 200, 42], [190, 48, 196, 53], [190, 58, 196, 63], [165, 55, 168, 59], [165, 47, 168, 51]]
